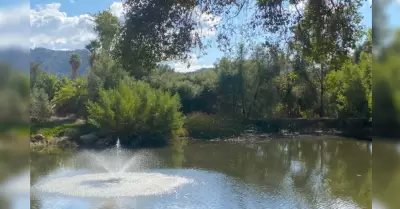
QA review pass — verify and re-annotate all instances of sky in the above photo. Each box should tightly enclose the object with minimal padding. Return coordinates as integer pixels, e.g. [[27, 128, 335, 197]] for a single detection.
[[0, 0, 392, 72]]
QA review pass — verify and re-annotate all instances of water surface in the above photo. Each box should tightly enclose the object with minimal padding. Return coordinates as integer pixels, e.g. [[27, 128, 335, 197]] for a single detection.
[[372, 140, 400, 209], [31, 137, 372, 209]]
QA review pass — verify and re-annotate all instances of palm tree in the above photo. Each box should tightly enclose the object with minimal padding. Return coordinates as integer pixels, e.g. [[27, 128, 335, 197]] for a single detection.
[[69, 53, 82, 80], [85, 40, 101, 68]]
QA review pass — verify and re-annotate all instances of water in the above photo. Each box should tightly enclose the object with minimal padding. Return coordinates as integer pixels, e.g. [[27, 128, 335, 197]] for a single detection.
[[372, 140, 400, 209], [0, 138, 30, 209], [30, 137, 374, 209]]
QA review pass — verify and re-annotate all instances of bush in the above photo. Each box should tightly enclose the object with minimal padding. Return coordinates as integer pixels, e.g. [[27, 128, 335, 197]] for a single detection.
[[86, 78, 184, 147], [184, 112, 243, 139], [30, 87, 53, 123], [51, 77, 89, 117]]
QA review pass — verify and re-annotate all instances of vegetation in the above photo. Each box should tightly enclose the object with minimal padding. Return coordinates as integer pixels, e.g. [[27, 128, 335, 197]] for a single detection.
[[29, 0, 384, 150], [86, 78, 184, 146], [0, 63, 29, 135]]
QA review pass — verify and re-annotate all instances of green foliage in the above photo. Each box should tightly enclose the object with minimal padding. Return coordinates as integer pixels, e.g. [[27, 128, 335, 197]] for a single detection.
[[86, 78, 184, 146], [146, 65, 218, 114], [30, 62, 60, 100], [85, 40, 101, 67], [30, 87, 53, 123], [31, 121, 97, 139], [0, 63, 29, 124], [184, 112, 243, 140], [87, 52, 128, 101], [69, 53, 82, 79], [51, 77, 89, 117], [325, 59, 370, 119], [93, 10, 121, 52]]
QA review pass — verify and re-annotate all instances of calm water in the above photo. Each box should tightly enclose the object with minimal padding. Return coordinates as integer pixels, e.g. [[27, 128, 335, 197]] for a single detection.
[[373, 140, 400, 209], [0, 138, 30, 209], [30, 137, 373, 209]]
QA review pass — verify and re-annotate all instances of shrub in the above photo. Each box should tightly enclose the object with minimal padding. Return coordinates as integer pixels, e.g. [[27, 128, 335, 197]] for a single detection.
[[51, 77, 89, 117], [184, 112, 243, 140], [86, 78, 184, 147], [30, 87, 53, 123]]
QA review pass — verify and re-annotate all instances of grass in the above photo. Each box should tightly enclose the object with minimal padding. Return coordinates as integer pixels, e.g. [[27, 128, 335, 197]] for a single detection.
[[30, 119, 98, 139]]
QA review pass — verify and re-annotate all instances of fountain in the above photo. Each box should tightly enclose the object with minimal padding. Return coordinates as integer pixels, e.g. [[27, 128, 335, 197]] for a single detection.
[[33, 139, 192, 198]]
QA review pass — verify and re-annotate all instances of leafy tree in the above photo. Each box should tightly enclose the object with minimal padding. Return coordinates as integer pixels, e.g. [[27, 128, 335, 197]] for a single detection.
[[85, 40, 101, 68], [93, 10, 121, 52], [51, 77, 88, 117], [30, 87, 53, 123], [86, 78, 184, 146], [69, 53, 82, 80], [87, 52, 128, 101]]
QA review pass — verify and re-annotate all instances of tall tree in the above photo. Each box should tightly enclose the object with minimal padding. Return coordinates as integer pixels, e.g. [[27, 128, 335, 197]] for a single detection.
[[85, 40, 101, 68], [69, 53, 82, 80], [289, 0, 364, 117], [93, 10, 121, 52]]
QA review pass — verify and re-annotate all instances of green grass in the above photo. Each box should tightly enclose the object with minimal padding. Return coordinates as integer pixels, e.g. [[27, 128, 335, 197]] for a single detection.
[[30, 120, 98, 139]]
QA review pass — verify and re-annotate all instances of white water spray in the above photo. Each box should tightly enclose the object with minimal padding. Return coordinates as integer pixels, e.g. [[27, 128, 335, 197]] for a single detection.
[[33, 138, 192, 198]]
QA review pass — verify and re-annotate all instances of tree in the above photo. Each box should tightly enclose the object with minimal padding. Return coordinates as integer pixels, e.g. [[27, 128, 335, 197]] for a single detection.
[[86, 78, 184, 146], [93, 10, 121, 52], [289, 0, 364, 117], [87, 52, 128, 101], [69, 53, 82, 80], [30, 87, 53, 123], [85, 40, 101, 68]]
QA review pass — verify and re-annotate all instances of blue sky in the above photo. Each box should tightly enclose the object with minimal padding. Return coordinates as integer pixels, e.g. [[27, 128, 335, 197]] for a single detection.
[[0, 0, 393, 72]]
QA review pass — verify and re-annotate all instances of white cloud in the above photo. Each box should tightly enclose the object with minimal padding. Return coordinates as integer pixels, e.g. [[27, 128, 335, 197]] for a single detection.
[[69, 0, 76, 3], [162, 54, 213, 72], [0, 2, 30, 49], [192, 7, 221, 38], [30, 3, 96, 50], [29, 2, 216, 72], [109, 2, 124, 21]]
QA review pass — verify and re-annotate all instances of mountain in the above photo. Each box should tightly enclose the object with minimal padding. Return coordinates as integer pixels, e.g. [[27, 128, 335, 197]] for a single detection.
[[30, 48, 90, 76], [0, 48, 30, 73], [1, 47, 213, 76]]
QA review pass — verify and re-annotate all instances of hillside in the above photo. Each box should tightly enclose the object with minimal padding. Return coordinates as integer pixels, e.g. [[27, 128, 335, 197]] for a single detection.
[[0, 48, 213, 76], [0, 48, 30, 73], [30, 48, 90, 76]]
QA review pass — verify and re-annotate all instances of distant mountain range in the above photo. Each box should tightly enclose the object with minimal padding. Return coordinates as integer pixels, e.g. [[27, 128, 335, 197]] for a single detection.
[[0, 47, 90, 76], [0, 47, 212, 76], [30, 48, 90, 76]]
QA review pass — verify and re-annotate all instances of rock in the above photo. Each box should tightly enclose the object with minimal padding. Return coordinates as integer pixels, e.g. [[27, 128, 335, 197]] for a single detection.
[[79, 133, 98, 145], [33, 134, 45, 142]]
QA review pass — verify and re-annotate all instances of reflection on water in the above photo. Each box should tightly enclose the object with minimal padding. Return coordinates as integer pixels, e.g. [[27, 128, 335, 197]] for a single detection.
[[373, 140, 400, 209], [0, 138, 30, 209], [31, 137, 372, 209]]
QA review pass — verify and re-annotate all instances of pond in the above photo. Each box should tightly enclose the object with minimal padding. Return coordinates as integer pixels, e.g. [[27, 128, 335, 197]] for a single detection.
[[30, 137, 374, 209], [373, 140, 400, 209], [0, 138, 30, 209]]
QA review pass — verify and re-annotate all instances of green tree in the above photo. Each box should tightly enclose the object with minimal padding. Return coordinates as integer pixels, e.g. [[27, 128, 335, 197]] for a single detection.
[[93, 10, 121, 52], [85, 40, 101, 68], [51, 77, 88, 117], [30, 87, 53, 123], [69, 53, 82, 80], [86, 78, 184, 146], [87, 52, 128, 101]]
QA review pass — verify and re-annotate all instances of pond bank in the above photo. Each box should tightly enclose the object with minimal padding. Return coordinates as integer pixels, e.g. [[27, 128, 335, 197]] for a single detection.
[[30, 117, 372, 151]]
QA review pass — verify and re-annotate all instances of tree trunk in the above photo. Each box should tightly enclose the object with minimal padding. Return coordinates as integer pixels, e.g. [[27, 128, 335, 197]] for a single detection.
[[71, 68, 78, 80], [319, 66, 324, 117]]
